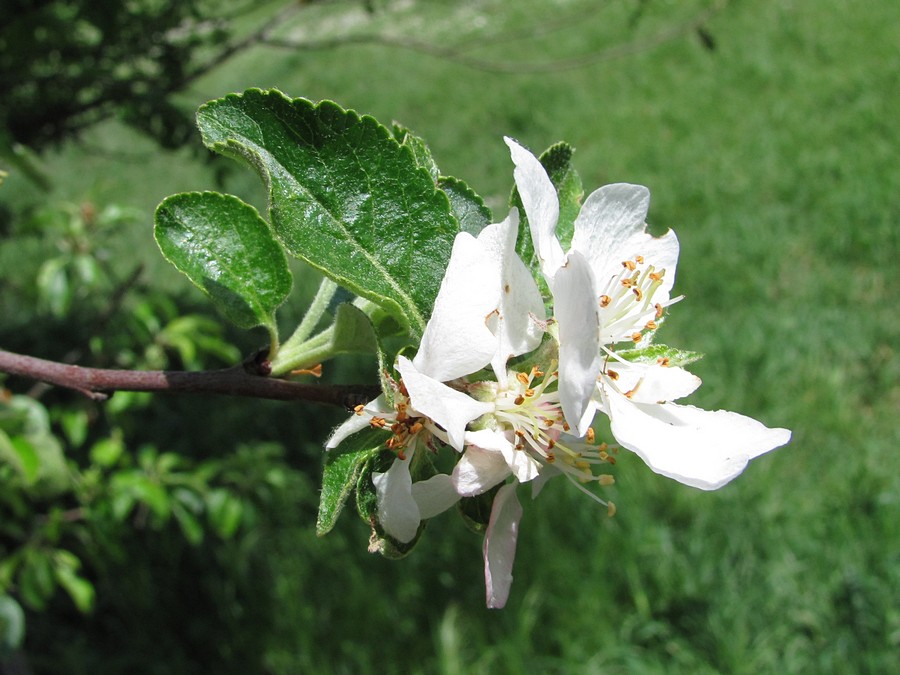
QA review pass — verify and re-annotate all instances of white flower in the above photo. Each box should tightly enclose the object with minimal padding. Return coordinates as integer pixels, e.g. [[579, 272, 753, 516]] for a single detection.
[[325, 210, 547, 543], [506, 137, 791, 490]]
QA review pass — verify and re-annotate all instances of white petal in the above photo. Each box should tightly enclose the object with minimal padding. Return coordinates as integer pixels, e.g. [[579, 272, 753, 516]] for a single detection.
[[325, 395, 394, 449], [605, 362, 701, 404], [479, 210, 547, 381], [372, 454, 420, 543], [396, 356, 494, 451], [465, 428, 541, 485], [530, 462, 560, 499], [414, 232, 500, 382], [604, 389, 792, 490], [411, 473, 461, 519], [552, 250, 602, 436], [571, 183, 680, 297], [504, 137, 565, 277], [483, 483, 523, 609], [452, 442, 511, 497]]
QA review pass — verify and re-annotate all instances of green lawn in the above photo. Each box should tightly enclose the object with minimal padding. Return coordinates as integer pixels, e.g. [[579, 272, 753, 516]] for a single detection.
[[4, 0, 898, 672]]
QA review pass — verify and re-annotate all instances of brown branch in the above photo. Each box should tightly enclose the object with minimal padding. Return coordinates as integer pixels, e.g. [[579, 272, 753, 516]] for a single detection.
[[0, 349, 379, 409]]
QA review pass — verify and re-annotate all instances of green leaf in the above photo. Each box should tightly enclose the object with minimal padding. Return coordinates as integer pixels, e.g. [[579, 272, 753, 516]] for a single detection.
[[393, 123, 440, 182], [206, 489, 244, 539], [89, 434, 124, 468], [0, 594, 25, 653], [317, 428, 389, 536], [155, 191, 292, 334], [439, 176, 492, 236], [616, 344, 704, 368], [511, 141, 583, 278], [197, 89, 458, 338], [18, 550, 54, 611], [0, 431, 40, 485], [53, 562, 95, 614], [172, 502, 204, 546]]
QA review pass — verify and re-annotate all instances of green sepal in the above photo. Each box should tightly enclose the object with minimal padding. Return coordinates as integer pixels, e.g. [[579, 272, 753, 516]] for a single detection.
[[439, 176, 493, 236], [616, 344, 704, 368], [316, 428, 389, 536], [196, 89, 459, 339], [154, 192, 292, 336], [457, 483, 503, 534]]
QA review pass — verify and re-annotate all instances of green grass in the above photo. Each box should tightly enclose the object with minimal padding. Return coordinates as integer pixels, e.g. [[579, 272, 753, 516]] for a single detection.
[[3, 0, 898, 672]]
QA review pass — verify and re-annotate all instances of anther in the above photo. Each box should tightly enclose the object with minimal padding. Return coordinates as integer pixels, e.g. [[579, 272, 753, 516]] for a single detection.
[[353, 404, 365, 415], [631, 332, 643, 343], [599, 295, 611, 307], [370, 417, 387, 429], [655, 303, 664, 319], [622, 260, 636, 271], [514, 395, 525, 406], [657, 357, 670, 367], [409, 421, 424, 435], [599, 475, 615, 486], [586, 428, 595, 443], [607, 501, 617, 517], [645, 320, 657, 330], [516, 372, 530, 385], [524, 388, 535, 398], [635, 255, 644, 264], [607, 370, 619, 380], [632, 287, 644, 301]]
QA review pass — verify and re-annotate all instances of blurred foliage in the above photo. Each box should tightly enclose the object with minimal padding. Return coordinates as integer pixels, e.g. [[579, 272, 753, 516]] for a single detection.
[[0, 0, 232, 155]]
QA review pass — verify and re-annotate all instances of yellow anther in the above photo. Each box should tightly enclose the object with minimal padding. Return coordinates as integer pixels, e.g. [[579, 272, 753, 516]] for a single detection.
[[562, 422, 570, 432], [547, 438, 556, 450], [409, 421, 424, 435], [635, 255, 644, 264], [624, 389, 636, 399], [655, 303, 664, 319], [546, 452, 556, 463], [621, 278, 634, 288], [524, 388, 535, 398], [515, 429, 526, 438], [586, 428, 595, 443], [631, 332, 643, 343], [531, 365, 544, 378], [607, 370, 619, 380], [370, 417, 387, 429], [353, 404, 365, 415], [632, 287, 644, 301], [543, 418, 555, 428], [649, 271, 663, 282], [657, 357, 670, 367], [622, 259, 637, 271], [599, 295, 611, 307], [514, 394, 525, 406], [516, 371, 530, 385], [598, 474, 615, 486], [607, 501, 617, 517], [645, 320, 658, 331]]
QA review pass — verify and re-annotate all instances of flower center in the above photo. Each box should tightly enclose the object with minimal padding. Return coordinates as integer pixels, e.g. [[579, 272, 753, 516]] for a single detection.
[[597, 255, 675, 345], [488, 365, 617, 510]]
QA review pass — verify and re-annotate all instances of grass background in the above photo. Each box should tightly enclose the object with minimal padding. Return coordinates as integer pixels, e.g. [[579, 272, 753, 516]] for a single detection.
[[3, 0, 898, 672]]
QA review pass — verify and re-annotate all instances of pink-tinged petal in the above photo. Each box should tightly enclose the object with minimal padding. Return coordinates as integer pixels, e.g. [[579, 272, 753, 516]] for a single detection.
[[465, 428, 541, 485], [552, 250, 602, 436], [605, 362, 701, 404], [478, 210, 547, 382], [412, 473, 460, 519], [603, 389, 792, 490], [414, 232, 500, 382], [372, 454, 420, 543], [504, 137, 565, 277], [484, 483, 523, 609], [325, 394, 394, 449], [397, 356, 494, 451], [530, 462, 560, 499], [452, 439, 512, 496]]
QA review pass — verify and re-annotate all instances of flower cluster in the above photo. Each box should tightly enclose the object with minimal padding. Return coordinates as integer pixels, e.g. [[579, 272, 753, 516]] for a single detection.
[[327, 138, 791, 608]]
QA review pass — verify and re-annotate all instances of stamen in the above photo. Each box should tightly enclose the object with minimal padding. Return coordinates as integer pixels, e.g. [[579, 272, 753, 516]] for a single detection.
[[516, 372, 530, 385], [600, 295, 611, 307], [622, 259, 637, 271], [353, 404, 365, 415]]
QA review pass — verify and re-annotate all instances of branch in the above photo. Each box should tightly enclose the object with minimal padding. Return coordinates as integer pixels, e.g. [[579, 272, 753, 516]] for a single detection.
[[0, 349, 379, 409], [262, 1, 726, 74]]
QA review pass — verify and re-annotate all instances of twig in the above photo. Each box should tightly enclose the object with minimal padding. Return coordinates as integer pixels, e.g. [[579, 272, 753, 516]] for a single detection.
[[1, 349, 379, 409], [262, 1, 726, 74]]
